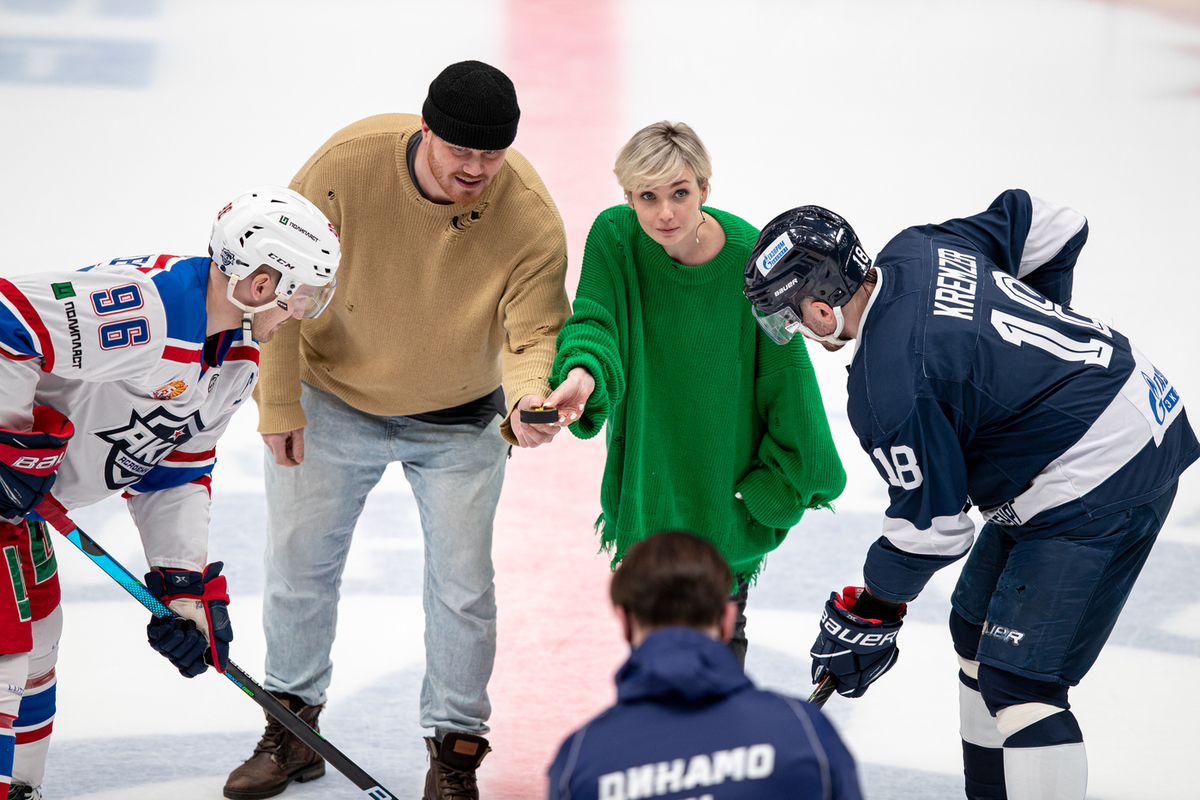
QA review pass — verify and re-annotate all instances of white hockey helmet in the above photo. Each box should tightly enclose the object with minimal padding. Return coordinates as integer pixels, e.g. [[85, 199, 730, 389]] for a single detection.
[[210, 186, 341, 319]]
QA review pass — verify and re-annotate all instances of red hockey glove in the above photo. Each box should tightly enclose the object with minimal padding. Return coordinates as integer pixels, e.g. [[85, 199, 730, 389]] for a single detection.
[[0, 406, 74, 519], [810, 586, 906, 699], [145, 562, 233, 677]]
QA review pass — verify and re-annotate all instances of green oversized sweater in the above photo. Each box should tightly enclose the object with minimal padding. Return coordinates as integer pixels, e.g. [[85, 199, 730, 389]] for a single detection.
[[550, 205, 846, 579]]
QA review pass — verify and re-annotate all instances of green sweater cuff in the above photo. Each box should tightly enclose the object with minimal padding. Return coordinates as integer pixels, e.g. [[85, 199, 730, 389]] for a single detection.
[[736, 465, 809, 530]]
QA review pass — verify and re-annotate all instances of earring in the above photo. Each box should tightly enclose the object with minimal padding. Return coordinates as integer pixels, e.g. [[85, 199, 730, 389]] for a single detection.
[[695, 209, 707, 245]]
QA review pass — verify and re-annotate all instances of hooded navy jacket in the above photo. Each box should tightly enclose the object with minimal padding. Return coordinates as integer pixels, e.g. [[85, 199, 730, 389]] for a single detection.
[[547, 627, 861, 800]]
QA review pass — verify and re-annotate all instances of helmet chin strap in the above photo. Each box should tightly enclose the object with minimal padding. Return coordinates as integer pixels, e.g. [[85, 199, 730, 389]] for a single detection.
[[226, 274, 280, 315], [798, 305, 849, 349]]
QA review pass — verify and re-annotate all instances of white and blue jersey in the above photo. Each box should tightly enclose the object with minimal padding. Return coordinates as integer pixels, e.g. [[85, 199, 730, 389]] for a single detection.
[[851, 190, 1198, 602], [0, 255, 259, 570]]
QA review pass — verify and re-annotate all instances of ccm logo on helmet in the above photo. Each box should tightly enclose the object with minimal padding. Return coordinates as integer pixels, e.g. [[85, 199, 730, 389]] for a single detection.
[[12, 453, 67, 471], [820, 608, 898, 648], [773, 277, 799, 298], [268, 252, 295, 270]]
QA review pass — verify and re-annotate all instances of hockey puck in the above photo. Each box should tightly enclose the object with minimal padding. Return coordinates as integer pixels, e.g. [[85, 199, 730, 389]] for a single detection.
[[520, 406, 560, 424]]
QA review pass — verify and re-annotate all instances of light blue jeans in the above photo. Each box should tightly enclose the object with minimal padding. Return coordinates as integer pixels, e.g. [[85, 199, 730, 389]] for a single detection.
[[261, 382, 509, 738]]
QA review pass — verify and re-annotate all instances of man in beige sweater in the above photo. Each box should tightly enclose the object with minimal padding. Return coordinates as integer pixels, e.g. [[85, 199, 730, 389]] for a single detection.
[[223, 61, 571, 800]]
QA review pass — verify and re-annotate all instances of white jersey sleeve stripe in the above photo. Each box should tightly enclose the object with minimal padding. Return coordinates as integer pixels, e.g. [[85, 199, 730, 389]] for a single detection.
[[882, 511, 976, 557], [983, 346, 1185, 527], [1017, 194, 1088, 279]]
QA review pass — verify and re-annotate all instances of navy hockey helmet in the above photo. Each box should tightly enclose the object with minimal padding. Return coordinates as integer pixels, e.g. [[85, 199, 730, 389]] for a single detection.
[[743, 205, 872, 345]]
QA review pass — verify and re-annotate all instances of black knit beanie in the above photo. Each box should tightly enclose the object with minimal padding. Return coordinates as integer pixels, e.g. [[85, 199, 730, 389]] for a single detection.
[[422, 60, 520, 151]]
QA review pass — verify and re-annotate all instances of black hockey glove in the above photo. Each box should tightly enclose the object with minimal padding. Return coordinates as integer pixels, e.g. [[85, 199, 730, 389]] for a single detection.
[[0, 406, 74, 519], [810, 586, 906, 699], [146, 562, 233, 677]]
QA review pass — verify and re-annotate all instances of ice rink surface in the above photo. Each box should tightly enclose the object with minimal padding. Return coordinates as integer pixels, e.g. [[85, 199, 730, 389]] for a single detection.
[[2, 0, 1199, 797]]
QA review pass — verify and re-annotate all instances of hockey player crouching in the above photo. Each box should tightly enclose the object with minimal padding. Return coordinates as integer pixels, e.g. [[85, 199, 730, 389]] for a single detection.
[[0, 187, 340, 800], [743, 192, 1197, 800]]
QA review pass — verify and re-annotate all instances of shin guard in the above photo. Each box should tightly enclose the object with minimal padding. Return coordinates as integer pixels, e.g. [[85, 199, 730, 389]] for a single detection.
[[958, 657, 1006, 800], [0, 652, 31, 791], [12, 607, 60, 789], [998, 707, 1087, 800]]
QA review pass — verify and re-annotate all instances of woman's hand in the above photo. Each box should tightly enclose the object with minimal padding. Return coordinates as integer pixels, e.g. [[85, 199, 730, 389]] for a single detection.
[[543, 367, 596, 426]]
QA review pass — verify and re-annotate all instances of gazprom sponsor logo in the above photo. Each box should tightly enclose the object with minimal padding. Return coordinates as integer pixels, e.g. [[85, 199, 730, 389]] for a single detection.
[[756, 232, 793, 276], [1142, 367, 1180, 426]]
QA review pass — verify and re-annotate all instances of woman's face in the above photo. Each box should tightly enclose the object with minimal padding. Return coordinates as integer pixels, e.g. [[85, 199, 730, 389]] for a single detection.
[[627, 166, 708, 251]]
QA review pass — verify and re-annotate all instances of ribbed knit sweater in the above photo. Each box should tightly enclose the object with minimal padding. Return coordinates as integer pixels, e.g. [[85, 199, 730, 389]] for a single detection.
[[253, 114, 570, 445], [550, 206, 846, 579]]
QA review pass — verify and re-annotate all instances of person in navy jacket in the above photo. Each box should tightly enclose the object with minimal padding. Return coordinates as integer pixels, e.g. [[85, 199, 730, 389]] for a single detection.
[[743, 192, 1198, 800], [547, 531, 861, 800]]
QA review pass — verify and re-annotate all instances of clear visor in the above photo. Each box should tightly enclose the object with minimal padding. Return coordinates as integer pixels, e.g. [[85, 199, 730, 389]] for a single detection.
[[276, 276, 337, 320], [750, 305, 805, 345], [751, 303, 847, 349]]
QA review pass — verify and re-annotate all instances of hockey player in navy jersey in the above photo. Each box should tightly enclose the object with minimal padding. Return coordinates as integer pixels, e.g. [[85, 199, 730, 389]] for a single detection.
[[743, 190, 1197, 800], [0, 186, 340, 800]]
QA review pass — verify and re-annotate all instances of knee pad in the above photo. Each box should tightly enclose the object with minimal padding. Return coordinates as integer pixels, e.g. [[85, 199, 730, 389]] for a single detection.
[[10, 609, 60, 788], [958, 657, 1005, 748], [26, 607, 60, 687], [950, 608, 984, 662], [0, 654, 29, 721], [977, 663, 1069, 717]]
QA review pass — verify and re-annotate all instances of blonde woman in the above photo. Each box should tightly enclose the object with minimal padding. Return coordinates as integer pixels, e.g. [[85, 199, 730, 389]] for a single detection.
[[545, 121, 845, 663]]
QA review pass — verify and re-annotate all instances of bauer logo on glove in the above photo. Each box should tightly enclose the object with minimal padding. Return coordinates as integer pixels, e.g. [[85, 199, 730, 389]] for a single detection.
[[810, 586, 906, 699]]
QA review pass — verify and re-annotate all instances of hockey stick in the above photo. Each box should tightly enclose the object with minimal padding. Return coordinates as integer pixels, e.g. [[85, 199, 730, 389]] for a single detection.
[[33, 498, 397, 800], [808, 673, 838, 708]]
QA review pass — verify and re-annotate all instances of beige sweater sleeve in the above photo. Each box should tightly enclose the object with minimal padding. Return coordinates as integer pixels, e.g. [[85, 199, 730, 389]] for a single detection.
[[497, 214, 570, 443]]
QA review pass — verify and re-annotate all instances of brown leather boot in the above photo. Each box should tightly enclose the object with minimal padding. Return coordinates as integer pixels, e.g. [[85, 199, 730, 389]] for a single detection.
[[223, 693, 325, 799], [424, 732, 491, 799]]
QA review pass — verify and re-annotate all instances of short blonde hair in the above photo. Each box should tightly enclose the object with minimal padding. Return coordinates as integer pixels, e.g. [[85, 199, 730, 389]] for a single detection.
[[614, 121, 712, 196]]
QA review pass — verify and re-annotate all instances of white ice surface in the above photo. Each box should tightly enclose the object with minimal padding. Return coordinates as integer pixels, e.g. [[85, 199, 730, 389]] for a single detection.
[[2, 1, 1199, 798]]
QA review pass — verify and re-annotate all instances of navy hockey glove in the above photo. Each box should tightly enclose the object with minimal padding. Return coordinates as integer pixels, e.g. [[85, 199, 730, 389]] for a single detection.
[[146, 562, 233, 677], [0, 406, 74, 519], [811, 586, 906, 699]]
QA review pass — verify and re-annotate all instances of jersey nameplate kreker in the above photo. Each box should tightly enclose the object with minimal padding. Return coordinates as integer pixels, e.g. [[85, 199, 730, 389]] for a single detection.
[[932, 248, 979, 321]]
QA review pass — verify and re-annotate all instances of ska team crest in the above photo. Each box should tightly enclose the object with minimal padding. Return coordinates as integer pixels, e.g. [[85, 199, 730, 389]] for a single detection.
[[95, 407, 205, 489]]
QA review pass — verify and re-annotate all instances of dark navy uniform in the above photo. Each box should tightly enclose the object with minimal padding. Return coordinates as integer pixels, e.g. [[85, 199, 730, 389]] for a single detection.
[[850, 190, 1197, 687], [547, 627, 861, 800]]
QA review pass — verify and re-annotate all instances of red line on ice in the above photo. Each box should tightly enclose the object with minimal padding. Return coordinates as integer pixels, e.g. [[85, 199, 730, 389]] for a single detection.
[[487, 2, 628, 797]]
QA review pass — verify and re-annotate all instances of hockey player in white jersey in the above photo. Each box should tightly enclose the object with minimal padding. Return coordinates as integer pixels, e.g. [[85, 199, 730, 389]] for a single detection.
[[0, 186, 340, 800], [743, 191, 1197, 800]]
